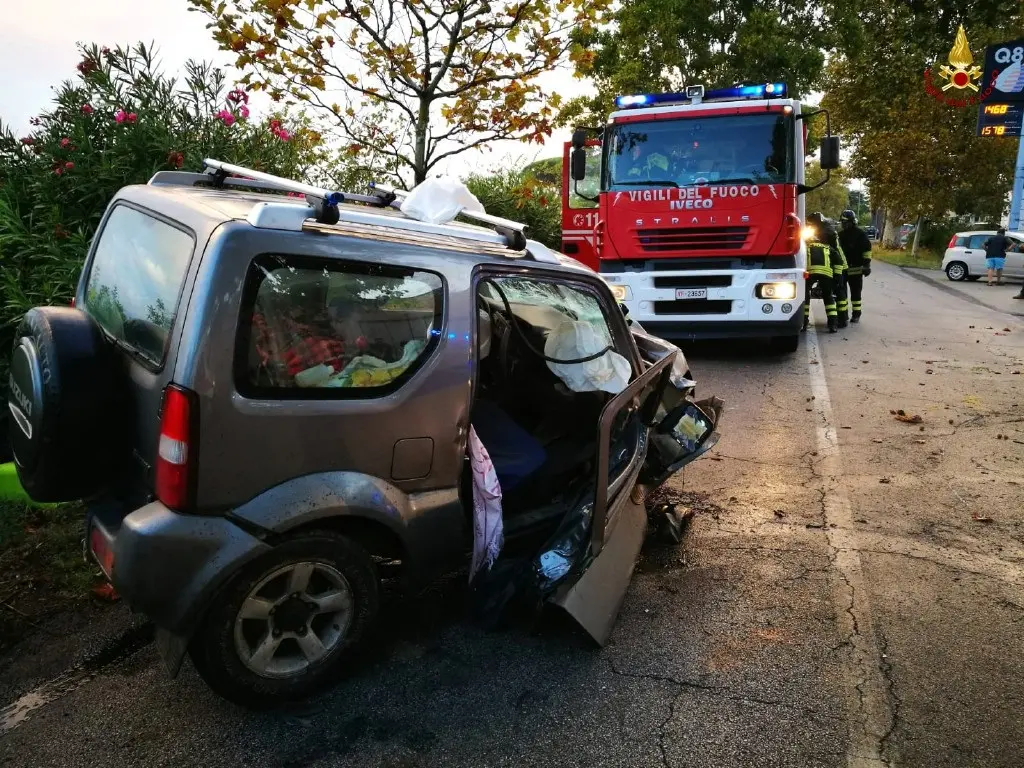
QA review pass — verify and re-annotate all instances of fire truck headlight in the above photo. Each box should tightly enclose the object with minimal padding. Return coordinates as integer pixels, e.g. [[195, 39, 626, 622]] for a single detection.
[[608, 284, 632, 302], [756, 282, 797, 300]]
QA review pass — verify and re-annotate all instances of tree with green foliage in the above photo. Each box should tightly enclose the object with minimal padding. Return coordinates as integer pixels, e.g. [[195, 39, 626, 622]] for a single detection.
[[560, 0, 857, 125], [190, 0, 613, 185], [805, 164, 851, 221], [821, 1, 1021, 241]]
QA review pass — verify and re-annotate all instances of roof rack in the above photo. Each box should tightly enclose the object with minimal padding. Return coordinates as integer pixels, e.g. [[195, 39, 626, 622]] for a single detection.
[[150, 159, 530, 252]]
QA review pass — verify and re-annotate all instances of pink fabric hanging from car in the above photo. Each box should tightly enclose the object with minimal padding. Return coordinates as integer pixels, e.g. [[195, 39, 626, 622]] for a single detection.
[[468, 425, 503, 582]]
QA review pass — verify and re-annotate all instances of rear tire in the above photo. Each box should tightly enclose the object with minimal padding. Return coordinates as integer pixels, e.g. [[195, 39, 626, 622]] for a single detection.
[[945, 261, 968, 281], [769, 335, 800, 354], [7, 307, 127, 502], [189, 530, 379, 709]]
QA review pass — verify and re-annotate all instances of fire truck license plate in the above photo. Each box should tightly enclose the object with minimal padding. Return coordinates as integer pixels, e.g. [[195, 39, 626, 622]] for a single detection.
[[676, 288, 707, 300]]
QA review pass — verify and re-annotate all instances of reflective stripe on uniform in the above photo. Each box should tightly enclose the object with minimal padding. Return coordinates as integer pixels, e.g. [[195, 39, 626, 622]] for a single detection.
[[808, 265, 833, 277]]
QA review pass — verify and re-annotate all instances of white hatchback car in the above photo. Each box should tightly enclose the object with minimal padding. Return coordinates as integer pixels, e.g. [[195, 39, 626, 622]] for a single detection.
[[942, 230, 1024, 281]]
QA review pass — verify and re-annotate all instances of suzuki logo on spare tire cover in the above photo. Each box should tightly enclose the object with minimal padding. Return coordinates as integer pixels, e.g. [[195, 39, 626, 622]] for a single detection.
[[8, 337, 45, 467]]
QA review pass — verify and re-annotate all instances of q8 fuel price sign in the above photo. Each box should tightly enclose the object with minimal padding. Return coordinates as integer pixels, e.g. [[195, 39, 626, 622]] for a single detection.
[[976, 103, 1023, 137]]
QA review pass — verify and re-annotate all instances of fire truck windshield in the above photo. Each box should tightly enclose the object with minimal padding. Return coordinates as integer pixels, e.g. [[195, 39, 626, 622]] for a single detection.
[[604, 112, 794, 190]]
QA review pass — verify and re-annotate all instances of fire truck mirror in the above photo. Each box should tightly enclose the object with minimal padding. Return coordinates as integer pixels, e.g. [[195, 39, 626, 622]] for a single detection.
[[571, 128, 588, 150], [570, 148, 587, 181], [820, 136, 841, 170]]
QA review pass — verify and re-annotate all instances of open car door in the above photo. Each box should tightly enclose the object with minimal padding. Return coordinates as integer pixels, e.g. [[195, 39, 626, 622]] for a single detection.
[[542, 336, 723, 645]]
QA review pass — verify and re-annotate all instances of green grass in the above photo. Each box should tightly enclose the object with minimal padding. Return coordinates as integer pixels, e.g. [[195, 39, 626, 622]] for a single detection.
[[0, 497, 95, 598], [872, 247, 943, 270], [0, 462, 30, 502]]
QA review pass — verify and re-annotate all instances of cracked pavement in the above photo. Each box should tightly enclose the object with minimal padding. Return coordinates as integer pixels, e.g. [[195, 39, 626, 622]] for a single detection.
[[1, 262, 1022, 767]]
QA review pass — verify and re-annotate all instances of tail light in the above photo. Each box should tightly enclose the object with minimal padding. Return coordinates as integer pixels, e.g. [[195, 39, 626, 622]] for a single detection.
[[155, 384, 198, 510], [70, 297, 76, 308], [947, 234, 958, 249]]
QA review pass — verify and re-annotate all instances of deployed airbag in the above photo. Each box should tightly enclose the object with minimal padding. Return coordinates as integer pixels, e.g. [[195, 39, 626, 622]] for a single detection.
[[544, 319, 630, 394]]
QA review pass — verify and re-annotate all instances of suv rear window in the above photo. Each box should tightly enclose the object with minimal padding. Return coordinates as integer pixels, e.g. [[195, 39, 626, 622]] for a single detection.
[[83, 204, 194, 366], [238, 255, 443, 395]]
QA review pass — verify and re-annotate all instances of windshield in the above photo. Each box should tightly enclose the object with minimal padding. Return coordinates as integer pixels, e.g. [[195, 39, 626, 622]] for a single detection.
[[604, 113, 794, 189]]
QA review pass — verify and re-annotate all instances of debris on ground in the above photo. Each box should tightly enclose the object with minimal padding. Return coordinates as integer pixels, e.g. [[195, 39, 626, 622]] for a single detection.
[[972, 511, 993, 523], [91, 583, 120, 602], [926, 369, 934, 374], [774, 510, 785, 518], [893, 410, 923, 424], [872, 438, 884, 443], [879, 478, 891, 484], [806, 522, 824, 529]]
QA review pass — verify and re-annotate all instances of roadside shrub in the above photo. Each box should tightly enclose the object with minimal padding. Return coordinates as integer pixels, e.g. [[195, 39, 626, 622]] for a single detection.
[[465, 166, 562, 250], [0, 42, 326, 409]]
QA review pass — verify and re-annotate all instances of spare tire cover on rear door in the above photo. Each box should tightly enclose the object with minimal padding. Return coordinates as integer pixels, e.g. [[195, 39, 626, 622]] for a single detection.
[[8, 307, 127, 503]]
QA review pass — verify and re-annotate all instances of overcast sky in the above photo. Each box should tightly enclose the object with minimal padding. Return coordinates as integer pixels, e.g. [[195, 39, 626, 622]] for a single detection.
[[0, 0, 581, 179]]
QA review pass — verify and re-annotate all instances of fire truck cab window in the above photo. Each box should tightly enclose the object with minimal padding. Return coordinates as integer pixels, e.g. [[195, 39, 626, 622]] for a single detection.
[[605, 113, 793, 189]]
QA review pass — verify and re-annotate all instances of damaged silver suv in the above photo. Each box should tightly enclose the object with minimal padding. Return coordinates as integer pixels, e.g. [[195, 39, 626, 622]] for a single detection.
[[7, 161, 722, 707]]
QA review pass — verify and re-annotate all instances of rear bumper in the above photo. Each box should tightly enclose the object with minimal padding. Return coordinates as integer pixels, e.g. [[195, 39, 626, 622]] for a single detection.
[[638, 310, 803, 341], [87, 501, 270, 638]]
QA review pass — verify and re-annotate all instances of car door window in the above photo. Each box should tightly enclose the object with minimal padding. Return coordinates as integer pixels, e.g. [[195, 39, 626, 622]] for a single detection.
[[236, 254, 444, 396], [967, 235, 989, 250]]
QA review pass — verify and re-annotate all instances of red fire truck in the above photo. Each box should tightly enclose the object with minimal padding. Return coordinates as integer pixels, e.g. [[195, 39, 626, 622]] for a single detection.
[[560, 82, 841, 353]]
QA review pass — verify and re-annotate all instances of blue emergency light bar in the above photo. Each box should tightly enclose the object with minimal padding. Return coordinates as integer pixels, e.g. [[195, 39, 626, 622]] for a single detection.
[[613, 82, 787, 110]]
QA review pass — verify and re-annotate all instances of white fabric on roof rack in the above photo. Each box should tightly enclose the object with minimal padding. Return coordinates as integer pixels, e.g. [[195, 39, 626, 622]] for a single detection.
[[400, 176, 485, 225]]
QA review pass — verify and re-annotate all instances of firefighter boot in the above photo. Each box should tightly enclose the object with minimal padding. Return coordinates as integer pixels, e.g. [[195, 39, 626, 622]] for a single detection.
[[827, 317, 838, 333], [837, 313, 848, 329], [851, 311, 862, 324]]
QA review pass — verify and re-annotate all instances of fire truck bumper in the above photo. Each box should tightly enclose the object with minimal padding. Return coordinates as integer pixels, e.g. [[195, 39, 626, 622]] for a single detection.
[[637, 310, 803, 341]]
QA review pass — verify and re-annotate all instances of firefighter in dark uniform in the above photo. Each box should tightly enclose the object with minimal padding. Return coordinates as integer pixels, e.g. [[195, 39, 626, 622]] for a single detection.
[[823, 217, 850, 327], [803, 212, 839, 333], [837, 210, 872, 322]]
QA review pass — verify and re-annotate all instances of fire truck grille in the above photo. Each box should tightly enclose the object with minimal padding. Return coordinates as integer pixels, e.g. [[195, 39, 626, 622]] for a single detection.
[[635, 226, 750, 252], [653, 300, 733, 315]]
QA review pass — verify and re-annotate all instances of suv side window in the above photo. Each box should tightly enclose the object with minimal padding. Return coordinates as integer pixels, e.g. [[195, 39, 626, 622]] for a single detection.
[[83, 204, 195, 367], [236, 254, 444, 395]]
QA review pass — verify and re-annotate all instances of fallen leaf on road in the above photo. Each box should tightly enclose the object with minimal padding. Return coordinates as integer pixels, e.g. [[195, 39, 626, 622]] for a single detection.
[[1003, 328, 1012, 332], [914, 439, 926, 444], [806, 522, 824, 529], [894, 412, 923, 424], [872, 438, 884, 443], [841, 426, 852, 429], [773, 510, 785, 518], [879, 478, 891, 484], [810, 360, 819, 365], [972, 512, 993, 523], [861, 360, 869, 364]]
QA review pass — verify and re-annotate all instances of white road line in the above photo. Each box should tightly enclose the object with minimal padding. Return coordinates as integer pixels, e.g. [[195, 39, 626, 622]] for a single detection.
[[805, 327, 897, 768]]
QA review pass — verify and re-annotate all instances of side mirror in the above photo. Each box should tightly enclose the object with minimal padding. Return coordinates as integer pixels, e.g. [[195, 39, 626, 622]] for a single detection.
[[570, 147, 587, 182], [820, 136, 841, 170], [571, 128, 587, 150]]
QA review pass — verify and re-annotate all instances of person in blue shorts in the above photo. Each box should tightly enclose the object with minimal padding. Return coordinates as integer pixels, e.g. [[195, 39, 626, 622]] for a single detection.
[[984, 228, 1011, 286]]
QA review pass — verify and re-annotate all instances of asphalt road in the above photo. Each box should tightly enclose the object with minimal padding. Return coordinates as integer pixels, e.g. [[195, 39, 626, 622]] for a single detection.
[[1, 261, 1022, 767]]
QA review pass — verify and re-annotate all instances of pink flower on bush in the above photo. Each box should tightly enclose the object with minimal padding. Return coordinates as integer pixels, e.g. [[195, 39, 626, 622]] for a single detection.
[[227, 88, 249, 104], [101, 46, 111, 56], [215, 109, 236, 126], [64, 161, 75, 170], [54, 166, 63, 176], [167, 151, 184, 169], [20, 137, 34, 146], [276, 129, 291, 141], [238, 104, 250, 119], [60, 137, 71, 148], [115, 109, 127, 123], [77, 57, 98, 77], [80, 103, 94, 115], [127, 112, 137, 123]]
